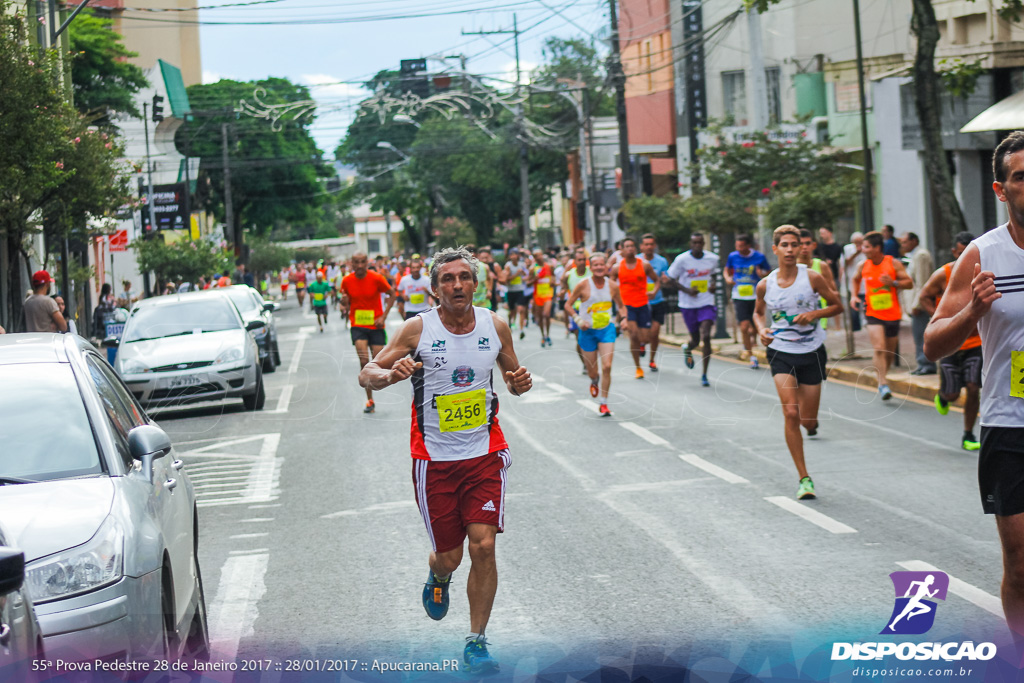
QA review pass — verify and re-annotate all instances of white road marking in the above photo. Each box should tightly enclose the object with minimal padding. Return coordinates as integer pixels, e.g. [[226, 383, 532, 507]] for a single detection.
[[575, 399, 600, 414], [183, 433, 283, 508], [603, 478, 713, 493], [545, 381, 573, 394], [248, 503, 282, 509], [613, 448, 665, 457], [240, 517, 275, 523], [265, 384, 293, 414], [228, 548, 270, 555], [229, 533, 269, 540], [897, 561, 1004, 619], [764, 497, 858, 534], [619, 421, 672, 447], [678, 453, 749, 484], [287, 334, 307, 374], [207, 553, 269, 661]]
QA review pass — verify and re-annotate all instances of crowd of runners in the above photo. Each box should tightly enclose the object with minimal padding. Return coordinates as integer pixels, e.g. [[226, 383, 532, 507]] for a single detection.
[[270, 133, 1024, 672]]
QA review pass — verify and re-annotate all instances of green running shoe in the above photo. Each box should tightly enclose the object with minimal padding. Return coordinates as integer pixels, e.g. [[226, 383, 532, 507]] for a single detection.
[[934, 394, 950, 416], [962, 433, 980, 451], [797, 476, 816, 500], [464, 637, 499, 674], [422, 571, 451, 620]]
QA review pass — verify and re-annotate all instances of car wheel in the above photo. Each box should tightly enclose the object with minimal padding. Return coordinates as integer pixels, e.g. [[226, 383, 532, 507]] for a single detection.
[[160, 569, 177, 660], [272, 340, 282, 366], [262, 349, 277, 374], [182, 554, 210, 663], [243, 367, 265, 411]]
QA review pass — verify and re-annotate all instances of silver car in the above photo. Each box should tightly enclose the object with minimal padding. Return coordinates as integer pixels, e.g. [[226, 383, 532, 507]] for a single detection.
[[114, 291, 266, 410], [0, 523, 44, 680], [0, 334, 208, 664]]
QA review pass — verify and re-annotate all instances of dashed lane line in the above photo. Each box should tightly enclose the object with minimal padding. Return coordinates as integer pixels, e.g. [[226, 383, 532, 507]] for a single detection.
[[264, 384, 293, 414], [764, 496, 858, 534], [679, 453, 750, 484], [897, 560, 1004, 619], [207, 552, 269, 661], [287, 333, 307, 374], [619, 421, 672, 447]]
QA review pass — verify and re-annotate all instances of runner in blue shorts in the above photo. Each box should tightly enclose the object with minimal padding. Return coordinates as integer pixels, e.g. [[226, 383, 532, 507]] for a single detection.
[[565, 253, 624, 417]]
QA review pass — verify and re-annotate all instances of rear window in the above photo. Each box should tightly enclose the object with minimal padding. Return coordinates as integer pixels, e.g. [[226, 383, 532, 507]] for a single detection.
[[226, 288, 260, 314], [0, 363, 103, 480], [123, 299, 240, 342]]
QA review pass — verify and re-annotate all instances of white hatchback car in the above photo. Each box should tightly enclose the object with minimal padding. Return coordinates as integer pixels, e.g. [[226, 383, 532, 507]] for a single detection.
[[114, 291, 265, 410]]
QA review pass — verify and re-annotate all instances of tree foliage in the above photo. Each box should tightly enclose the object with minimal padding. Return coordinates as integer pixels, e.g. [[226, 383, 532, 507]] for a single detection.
[[247, 239, 293, 275], [0, 1, 135, 330], [68, 10, 148, 124], [177, 78, 336, 245], [624, 191, 756, 248], [133, 237, 234, 286]]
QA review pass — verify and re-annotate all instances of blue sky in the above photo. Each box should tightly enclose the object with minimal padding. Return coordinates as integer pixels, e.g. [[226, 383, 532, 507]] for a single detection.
[[197, 0, 610, 157]]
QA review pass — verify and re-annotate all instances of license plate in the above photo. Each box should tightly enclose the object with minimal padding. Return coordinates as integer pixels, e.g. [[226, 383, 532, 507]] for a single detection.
[[169, 376, 202, 389]]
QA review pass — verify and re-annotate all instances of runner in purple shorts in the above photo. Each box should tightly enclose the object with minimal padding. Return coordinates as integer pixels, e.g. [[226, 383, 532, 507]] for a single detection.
[[665, 233, 720, 386]]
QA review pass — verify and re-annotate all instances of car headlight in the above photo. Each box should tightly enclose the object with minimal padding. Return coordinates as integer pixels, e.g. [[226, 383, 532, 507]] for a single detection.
[[214, 347, 244, 365], [25, 516, 124, 603], [120, 358, 149, 374]]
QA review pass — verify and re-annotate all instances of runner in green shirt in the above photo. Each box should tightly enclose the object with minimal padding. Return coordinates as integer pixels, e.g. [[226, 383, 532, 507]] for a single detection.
[[308, 271, 333, 332]]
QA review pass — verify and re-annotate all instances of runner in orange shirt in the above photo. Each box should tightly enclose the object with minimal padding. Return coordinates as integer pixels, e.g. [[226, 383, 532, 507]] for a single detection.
[[609, 236, 660, 379], [850, 231, 913, 400], [340, 252, 397, 413], [527, 249, 555, 347]]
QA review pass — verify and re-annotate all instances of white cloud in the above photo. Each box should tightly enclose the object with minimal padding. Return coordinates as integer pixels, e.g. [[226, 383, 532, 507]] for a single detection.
[[298, 74, 368, 101], [500, 60, 537, 88], [202, 70, 224, 84]]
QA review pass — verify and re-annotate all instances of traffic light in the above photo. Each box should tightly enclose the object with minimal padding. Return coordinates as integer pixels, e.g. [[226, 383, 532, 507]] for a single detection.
[[399, 59, 429, 98], [152, 94, 164, 123]]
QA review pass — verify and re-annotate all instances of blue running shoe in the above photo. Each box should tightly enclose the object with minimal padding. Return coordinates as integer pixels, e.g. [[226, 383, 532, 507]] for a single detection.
[[464, 637, 499, 674], [684, 347, 695, 370], [422, 571, 450, 620], [701, 375, 710, 387]]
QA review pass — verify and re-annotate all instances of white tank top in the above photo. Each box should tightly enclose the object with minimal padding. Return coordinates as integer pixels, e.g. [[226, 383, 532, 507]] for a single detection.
[[765, 264, 826, 354], [411, 307, 507, 461], [577, 277, 613, 330], [506, 263, 527, 292], [975, 224, 1024, 427]]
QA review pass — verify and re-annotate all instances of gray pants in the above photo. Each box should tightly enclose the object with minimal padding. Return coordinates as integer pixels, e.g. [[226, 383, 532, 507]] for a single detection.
[[911, 311, 936, 372]]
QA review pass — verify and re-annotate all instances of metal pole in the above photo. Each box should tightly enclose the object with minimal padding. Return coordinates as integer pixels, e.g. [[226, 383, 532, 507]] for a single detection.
[[513, 15, 531, 248], [52, 0, 91, 40], [711, 233, 729, 339], [608, 0, 634, 202], [183, 130, 192, 237], [852, 0, 875, 233], [221, 123, 237, 257], [143, 102, 155, 297], [384, 211, 393, 256]]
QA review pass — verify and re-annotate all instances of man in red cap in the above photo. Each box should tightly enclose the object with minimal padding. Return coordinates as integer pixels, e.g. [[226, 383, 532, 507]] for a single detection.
[[24, 270, 67, 333]]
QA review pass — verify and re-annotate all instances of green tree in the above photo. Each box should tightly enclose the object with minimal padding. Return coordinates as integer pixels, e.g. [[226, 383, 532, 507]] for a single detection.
[[247, 239, 293, 277], [177, 78, 335, 249], [133, 237, 234, 287], [624, 191, 756, 249], [0, 2, 135, 330], [68, 10, 148, 125]]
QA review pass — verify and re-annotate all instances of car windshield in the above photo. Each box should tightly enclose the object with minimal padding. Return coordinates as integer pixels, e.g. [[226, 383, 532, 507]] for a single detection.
[[123, 299, 240, 342], [226, 288, 260, 314], [0, 363, 103, 481]]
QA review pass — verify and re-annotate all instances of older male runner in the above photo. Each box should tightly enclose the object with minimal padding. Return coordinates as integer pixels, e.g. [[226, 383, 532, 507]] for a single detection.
[[565, 253, 623, 416], [925, 131, 1024, 637], [341, 252, 396, 414], [359, 247, 532, 673]]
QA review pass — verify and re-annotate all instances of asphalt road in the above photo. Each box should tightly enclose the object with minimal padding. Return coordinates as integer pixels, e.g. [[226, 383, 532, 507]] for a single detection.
[[151, 302, 1011, 680]]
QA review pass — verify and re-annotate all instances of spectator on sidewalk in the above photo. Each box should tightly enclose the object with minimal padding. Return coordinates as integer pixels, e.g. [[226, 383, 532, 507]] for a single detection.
[[24, 270, 67, 333], [901, 232, 936, 375], [92, 283, 116, 334], [882, 224, 901, 258], [118, 279, 138, 309], [816, 227, 843, 282], [843, 232, 866, 332]]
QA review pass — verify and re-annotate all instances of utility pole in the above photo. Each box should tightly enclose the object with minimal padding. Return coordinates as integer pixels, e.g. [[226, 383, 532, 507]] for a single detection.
[[746, 8, 769, 130], [221, 123, 237, 260], [852, 0, 875, 233], [608, 0, 634, 204], [463, 16, 531, 247], [142, 101, 156, 297]]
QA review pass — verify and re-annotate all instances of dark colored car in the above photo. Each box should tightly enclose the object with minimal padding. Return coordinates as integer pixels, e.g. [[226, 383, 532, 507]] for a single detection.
[[222, 285, 281, 373]]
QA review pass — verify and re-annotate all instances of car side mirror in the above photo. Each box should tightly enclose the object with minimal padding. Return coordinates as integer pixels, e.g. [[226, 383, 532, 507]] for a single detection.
[[128, 424, 172, 482], [0, 547, 25, 595], [263, 302, 276, 313], [102, 336, 120, 348], [246, 320, 266, 332]]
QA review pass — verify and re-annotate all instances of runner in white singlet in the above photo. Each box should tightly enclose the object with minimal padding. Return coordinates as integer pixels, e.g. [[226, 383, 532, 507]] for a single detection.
[[565, 253, 623, 416]]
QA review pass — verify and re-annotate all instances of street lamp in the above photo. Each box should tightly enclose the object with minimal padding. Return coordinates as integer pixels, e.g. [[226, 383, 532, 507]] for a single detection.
[[393, 115, 421, 128], [376, 140, 411, 161]]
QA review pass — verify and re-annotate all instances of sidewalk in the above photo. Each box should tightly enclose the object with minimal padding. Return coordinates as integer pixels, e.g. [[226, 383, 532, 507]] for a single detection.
[[658, 309, 949, 405]]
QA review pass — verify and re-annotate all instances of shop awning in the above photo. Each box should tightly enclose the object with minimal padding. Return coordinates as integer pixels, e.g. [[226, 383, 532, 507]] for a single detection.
[[959, 89, 1024, 133]]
